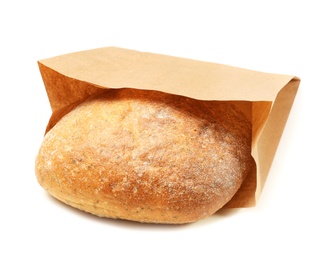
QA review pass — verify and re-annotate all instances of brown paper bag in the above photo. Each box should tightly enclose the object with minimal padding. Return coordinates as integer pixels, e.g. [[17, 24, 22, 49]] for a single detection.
[[37, 47, 300, 208]]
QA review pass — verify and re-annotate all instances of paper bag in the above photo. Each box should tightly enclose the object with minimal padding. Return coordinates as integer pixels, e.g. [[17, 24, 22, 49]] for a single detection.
[[37, 47, 300, 208]]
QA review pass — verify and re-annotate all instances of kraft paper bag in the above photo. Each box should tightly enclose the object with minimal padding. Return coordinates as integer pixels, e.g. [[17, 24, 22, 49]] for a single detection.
[[37, 47, 300, 208]]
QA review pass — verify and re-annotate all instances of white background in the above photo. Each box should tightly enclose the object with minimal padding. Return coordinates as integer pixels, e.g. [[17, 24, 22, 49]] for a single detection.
[[1, 1, 329, 259]]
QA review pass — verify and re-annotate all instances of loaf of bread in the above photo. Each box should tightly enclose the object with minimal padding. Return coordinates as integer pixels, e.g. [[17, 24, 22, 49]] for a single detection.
[[36, 88, 253, 224]]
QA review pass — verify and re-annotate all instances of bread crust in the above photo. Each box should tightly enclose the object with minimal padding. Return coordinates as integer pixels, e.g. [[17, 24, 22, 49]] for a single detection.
[[36, 88, 253, 224]]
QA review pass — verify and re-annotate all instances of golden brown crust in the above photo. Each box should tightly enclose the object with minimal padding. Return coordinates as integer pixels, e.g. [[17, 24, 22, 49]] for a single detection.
[[36, 88, 253, 224]]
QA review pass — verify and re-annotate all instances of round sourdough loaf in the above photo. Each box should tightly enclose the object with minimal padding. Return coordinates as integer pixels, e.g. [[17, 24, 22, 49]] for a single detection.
[[36, 88, 253, 224]]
